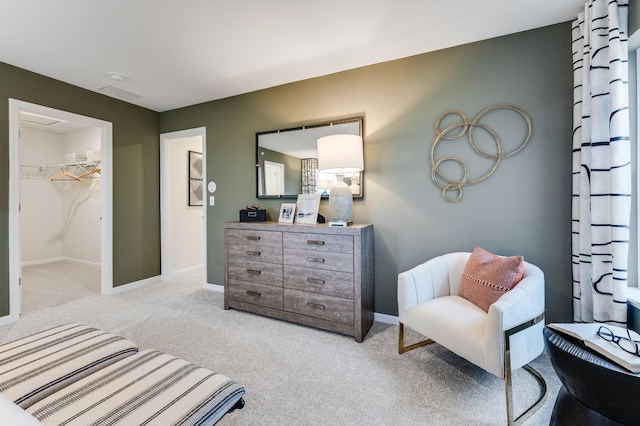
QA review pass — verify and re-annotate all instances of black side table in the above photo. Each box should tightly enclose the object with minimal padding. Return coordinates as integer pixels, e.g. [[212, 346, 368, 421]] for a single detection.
[[544, 326, 640, 425]]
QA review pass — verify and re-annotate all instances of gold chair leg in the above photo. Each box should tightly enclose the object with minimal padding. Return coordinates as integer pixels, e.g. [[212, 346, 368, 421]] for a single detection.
[[398, 322, 433, 354], [504, 364, 547, 425]]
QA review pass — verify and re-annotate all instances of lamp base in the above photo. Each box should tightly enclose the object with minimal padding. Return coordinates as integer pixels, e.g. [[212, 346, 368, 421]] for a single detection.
[[328, 180, 353, 222], [328, 220, 353, 227]]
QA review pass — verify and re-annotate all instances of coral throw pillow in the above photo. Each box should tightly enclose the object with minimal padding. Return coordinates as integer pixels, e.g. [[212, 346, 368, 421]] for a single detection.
[[458, 246, 524, 312]]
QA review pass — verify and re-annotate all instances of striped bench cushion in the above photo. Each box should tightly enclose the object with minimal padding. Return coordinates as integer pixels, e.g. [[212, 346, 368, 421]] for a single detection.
[[26, 349, 246, 425], [0, 324, 138, 408]]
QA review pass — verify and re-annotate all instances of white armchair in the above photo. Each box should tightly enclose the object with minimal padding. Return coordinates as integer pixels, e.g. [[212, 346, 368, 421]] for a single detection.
[[397, 252, 546, 425]]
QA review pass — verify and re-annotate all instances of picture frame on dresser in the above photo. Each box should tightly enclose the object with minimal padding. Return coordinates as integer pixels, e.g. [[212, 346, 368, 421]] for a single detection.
[[295, 193, 320, 224], [278, 203, 296, 224]]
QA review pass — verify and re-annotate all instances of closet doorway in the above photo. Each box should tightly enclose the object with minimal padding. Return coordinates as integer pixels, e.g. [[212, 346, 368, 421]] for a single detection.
[[8, 99, 113, 321], [160, 128, 206, 285]]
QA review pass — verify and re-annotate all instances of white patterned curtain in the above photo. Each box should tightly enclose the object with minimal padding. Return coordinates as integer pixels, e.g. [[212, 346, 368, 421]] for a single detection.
[[301, 158, 318, 194], [572, 0, 630, 324]]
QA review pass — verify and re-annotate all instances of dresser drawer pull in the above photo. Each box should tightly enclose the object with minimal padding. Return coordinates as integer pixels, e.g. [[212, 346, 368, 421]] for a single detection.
[[245, 235, 261, 241], [306, 239, 325, 245], [306, 257, 325, 263], [307, 278, 325, 285], [307, 302, 326, 311], [246, 251, 261, 256], [246, 269, 261, 275], [246, 290, 261, 297]]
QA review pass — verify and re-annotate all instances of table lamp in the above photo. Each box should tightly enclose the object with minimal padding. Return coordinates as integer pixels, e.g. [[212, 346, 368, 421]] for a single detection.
[[317, 134, 364, 226]]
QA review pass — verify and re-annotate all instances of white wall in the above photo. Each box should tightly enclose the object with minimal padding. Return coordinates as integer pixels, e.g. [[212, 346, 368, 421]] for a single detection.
[[61, 127, 101, 264], [20, 127, 101, 265], [20, 128, 64, 262], [169, 136, 203, 272]]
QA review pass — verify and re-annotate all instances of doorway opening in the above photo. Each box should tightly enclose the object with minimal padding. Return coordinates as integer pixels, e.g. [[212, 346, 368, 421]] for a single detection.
[[7, 99, 113, 321], [160, 128, 207, 286], [264, 160, 285, 196]]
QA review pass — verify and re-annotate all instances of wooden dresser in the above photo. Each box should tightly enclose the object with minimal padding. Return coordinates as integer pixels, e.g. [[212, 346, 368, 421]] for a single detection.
[[224, 221, 374, 342]]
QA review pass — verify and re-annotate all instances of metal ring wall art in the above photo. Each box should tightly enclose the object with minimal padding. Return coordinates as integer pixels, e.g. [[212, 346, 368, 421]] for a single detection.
[[430, 104, 532, 202]]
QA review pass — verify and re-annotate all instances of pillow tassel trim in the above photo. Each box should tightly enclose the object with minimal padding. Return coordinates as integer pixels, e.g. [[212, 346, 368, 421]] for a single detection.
[[461, 272, 513, 293]]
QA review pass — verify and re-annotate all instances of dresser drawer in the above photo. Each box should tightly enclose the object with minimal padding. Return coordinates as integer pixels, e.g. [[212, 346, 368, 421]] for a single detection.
[[228, 260, 283, 285], [284, 249, 353, 273], [284, 265, 354, 299], [227, 243, 282, 264], [284, 289, 354, 325], [227, 229, 282, 248], [229, 280, 283, 310], [283, 233, 352, 254]]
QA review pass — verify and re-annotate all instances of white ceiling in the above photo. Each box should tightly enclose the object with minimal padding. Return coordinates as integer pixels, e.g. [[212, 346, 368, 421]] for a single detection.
[[2, 0, 584, 113], [19, 110, 90, 133]]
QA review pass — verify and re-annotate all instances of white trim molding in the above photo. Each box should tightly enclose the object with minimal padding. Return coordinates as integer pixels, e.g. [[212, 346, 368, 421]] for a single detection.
[[374, 312, 398, 325], [8, 99, 114, 321], [160, 127, 207, 287], [110, 275, 161, 294], [204, 283, 224, 293]]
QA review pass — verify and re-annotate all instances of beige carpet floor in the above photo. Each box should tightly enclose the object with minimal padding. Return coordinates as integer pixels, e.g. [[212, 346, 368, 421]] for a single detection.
[[0, 268, 560, 425], [20, 261, 100, 314]]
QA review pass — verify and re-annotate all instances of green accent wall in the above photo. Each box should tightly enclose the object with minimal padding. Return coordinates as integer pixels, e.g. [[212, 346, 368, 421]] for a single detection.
[[631, 0, 639, 35], [0, 62, 160, 316], [0, 22, 588, 323], [161, 23, 575, 322]]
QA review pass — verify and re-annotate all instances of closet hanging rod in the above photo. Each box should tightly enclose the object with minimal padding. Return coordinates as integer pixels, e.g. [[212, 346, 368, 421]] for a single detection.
[[20, 160, 101, 181]]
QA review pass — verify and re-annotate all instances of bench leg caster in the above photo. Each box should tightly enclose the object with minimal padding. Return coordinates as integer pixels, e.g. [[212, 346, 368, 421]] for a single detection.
[[232, 398, 246, 411]]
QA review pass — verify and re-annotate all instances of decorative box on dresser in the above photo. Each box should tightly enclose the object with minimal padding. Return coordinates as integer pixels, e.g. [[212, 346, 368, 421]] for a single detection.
[[224, 221, 374, 342]]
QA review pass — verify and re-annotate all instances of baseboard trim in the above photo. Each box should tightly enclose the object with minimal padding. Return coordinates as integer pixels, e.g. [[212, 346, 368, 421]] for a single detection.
[[22, 257, 100, 268], [110, 275, 160, 295], [161, 266, 206, 282], [374, 312, 398, 325], [204, 283, 224, 292]]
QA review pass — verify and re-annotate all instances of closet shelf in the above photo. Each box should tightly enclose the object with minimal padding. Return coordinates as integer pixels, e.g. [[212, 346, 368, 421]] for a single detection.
[[20, 161, 101, 181]]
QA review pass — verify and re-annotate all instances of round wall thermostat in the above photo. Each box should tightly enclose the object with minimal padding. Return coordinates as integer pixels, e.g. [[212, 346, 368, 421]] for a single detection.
[[208, 181, 217, 193]]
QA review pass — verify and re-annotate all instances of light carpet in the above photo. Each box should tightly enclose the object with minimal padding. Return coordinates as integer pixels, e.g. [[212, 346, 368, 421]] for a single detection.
[[0, 268, 560, 425], [20, 261, 100, 314]]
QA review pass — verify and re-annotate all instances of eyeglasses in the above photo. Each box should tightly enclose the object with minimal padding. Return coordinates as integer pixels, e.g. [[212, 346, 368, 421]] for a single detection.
[[597, 326, 640, 357]]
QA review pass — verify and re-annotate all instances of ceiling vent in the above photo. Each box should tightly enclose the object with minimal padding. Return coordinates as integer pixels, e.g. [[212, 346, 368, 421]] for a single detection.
[[99, 85, 141, 100]]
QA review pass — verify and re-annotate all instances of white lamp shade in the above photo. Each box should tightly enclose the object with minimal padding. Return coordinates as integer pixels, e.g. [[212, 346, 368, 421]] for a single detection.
[[317, 179, 332, 190], [317, 134, 364, 173]]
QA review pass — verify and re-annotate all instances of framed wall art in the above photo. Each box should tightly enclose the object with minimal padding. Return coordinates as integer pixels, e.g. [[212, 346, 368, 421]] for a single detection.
[[188, 150, 203, 206]]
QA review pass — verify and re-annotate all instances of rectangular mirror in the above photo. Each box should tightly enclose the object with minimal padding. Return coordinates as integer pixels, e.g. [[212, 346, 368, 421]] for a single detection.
[[256, 117, 363, 199]]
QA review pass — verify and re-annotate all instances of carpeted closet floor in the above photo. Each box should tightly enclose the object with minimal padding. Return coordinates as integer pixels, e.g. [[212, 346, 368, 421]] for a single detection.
[[20, 261, 100, 314]]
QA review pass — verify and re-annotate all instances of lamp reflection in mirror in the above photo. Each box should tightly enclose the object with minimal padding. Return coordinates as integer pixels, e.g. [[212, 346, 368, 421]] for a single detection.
[[317, 134, 364, 225], [349, 175, 360, 195], [317, 179, 332, 196]]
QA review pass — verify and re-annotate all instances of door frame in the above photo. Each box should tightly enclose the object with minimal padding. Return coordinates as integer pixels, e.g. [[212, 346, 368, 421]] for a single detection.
[[7, 99, 114, 322], [160, 127, 207, 284]]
